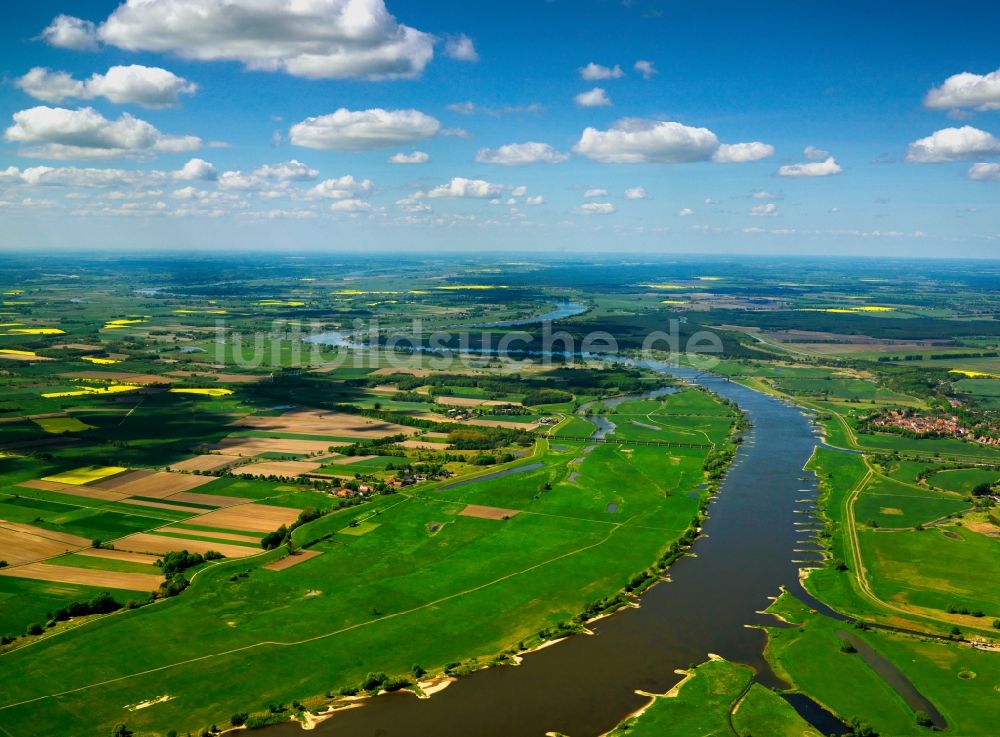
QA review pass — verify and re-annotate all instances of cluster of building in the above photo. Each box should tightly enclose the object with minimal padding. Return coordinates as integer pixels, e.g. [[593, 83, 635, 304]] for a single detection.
[[866, 410, 969, 438]]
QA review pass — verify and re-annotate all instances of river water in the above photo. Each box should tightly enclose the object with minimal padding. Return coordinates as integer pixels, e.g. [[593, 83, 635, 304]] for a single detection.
[[261, 357, 850, 737]]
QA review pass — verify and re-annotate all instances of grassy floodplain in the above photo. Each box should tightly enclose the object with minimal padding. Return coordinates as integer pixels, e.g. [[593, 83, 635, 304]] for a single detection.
[[607, 656, 821, 737], [0, 386, 738, 736], [763, 593, 1000, 737]]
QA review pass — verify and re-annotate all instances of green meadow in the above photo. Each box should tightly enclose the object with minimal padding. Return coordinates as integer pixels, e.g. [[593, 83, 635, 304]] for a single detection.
[[0, 390, 734, 737]]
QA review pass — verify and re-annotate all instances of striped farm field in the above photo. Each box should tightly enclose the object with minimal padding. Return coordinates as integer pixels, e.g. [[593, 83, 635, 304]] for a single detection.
[[90, 470, 216, 498], [0, 562, 162, 592], [167, 454, 243, 472], [114, 532, 261, 559], [75, 547, 161, 566], [186, 503, 300, 533], [234, 460, 324, 477], [19, 479, 127, 502], [0, 523, 88, 565]]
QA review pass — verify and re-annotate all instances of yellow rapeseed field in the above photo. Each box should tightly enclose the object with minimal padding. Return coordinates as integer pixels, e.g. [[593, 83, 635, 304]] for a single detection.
[[42, 465, 128, 485], [168, 387, 234, 397]]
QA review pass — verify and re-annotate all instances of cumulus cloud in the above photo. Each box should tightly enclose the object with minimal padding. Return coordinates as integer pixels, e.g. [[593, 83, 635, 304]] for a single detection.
[[573, 119, 719, 164], [712, 141, 775, 163], [440, 127, 470, 138], [329, 198, 372, 212], [388, 151, 429, 164], [396, 192, 430, 212], [583, 188, 608, 198], [217, 171, 265, 190], [40, 14, 98, 50], [574, 88, 612, 107], [427, 177, 503, 198], [174, 158, 217, 181], [576, 202, 615, 214], [634, 60, 656, 80], [289, 108, 439, 151], [253, 160, 319, 181], [624, 186, 648, 199], [525, 195, 544, 205], [446, 101, 542, 117], [925, 67, 1000, 111], [905, 126, 1000, 162], [677, 207, 693, 216], [16, 65, 197, 108], [7, 165, 144, 188], [47, 0, 436, 80], [475, 142, 568, 165], [4, 106, 201, 159], [750, 202, 778, 216], [445, 34, 479, 62], [967, 162, 1000, 181], [308, 175, 375, 199], [580, 63, 624, 80], [15, 69, 84, 103], [803, 145, 829, 160], [777, 156, 843, 177]]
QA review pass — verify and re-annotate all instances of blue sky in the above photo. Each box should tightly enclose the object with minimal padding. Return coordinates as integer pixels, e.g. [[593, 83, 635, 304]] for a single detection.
[[1, 0, 999, 256]]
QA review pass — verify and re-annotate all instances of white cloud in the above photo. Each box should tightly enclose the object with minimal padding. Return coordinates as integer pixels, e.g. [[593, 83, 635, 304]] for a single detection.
[[17, 65, 197, 108], [428, 177, 503, 199], [511, 186, 527, 197], [13, 165, 145, 188], [967, 162, 1000, 181], [634, 60, 657, 80], [624, 186, 648, 199], [4, 106, 201, 159], [52, 0, 435, 80], [777, 156, 842, 177], [580, 63, 624, 80], [752, 190, 780, 199], [41, 15, 98, 51], [576, 202, 615, 214], [218, 171, 264, 190], [803, 145, 829, 160], [388, 151, 429, 164], [475, 142, 568, 165], [290, 108, 439, 151], [396, 192, 430, 212], [253, 160, 319, 181], [15, 69, 84, 103], [445, 34, 479, 62], [525, 195, 544, 205], [174, 158, 217, 181], [88, 65, 197, 108], [712, 141, 774, 163], [308, 175, 375, 199], [925, 67, 1000, 111], [446, 102, 542, 117], [329, 198, 372, 212], [677, 207, 693, 216], [575, 88, 612, 107], [905, 126, 1000, 162], [440, 127, 471, 139], [750, 202, 778, 216], [583, 188, 608, 198], [573, 119, 719, 164]]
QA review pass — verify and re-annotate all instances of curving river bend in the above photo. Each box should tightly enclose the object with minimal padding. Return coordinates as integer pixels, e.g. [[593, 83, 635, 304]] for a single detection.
[[260, 357, 850, 737]]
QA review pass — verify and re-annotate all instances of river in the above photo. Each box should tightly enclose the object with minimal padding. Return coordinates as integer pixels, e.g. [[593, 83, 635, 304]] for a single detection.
[[260, 358, 854, 737]]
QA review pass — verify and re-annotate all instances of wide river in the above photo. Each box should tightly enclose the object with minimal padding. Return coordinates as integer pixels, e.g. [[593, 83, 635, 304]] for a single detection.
[[261, 354, 845, 736]]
